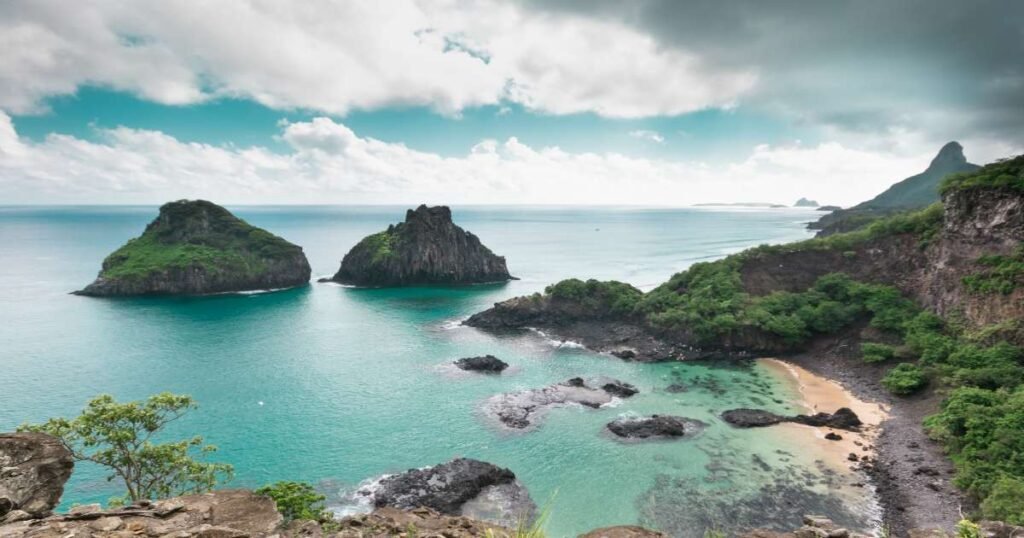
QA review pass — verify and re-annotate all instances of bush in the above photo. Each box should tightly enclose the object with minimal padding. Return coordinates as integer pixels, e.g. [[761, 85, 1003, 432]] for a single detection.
[[256, 481, 329, 522], [980, 476, 1024, 525], [882, 363, 928, 395], [545, 278, 643, 316], [861, 342, 896, 363]]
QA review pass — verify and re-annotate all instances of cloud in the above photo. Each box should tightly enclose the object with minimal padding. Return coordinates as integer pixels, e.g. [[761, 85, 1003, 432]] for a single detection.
[[0, 0, 753, 118], [531, 0, 1024, 148], [629, 130, 665, 144], [0, 112, 940, 206]]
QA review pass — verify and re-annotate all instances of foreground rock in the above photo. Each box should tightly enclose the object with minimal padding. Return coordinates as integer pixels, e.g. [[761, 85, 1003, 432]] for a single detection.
[[360, 458, 535, 527], [324, 205, 513, 286], [580, 526, 668, 537], [0, 433, 74, 522], [0, 489, 282, 538], [314, 506, 511, 537], [742, 514, 871, 538], [606, 415, 705, 440], [722, 408, 862, 431], [454, 355, 509, 373], [484, 377, 637, 429], [75, 200, 311, 296]]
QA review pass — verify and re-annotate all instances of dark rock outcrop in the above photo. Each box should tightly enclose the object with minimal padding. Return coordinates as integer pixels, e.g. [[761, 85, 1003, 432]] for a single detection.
[[0, 433, 74, 522], [325, 205, 513, 286], [721, 409, 788, 428], [368, 458, 521, 516], [484, 377, 637, 429], [75, 200, 311, 296], [454, 355, 509, 373], [722, 408, 862, 431], [606, 415, 705, 439]]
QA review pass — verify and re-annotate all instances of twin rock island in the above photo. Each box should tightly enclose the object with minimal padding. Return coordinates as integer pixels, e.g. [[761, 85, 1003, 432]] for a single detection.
[[75, 201, 514, 296]]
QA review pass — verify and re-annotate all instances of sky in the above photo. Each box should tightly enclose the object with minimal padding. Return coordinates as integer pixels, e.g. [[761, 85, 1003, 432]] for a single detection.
[[1, 0, 1022, 205]]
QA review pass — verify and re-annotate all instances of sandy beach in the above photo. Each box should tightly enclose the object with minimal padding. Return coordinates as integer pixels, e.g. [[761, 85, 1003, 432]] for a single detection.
[[759, 358, 889, 473]]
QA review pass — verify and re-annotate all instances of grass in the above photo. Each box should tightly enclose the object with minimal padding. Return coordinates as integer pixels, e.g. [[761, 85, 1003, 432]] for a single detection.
[[962, 246, 1024, 295]]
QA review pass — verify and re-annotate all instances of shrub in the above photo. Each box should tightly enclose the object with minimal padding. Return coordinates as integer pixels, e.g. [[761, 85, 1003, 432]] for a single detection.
[[980, 476, 1024, 525], [545, 278, 643, 316], [882, 363, 928, 395], [256, 481, 329, 522], [861, 342, 896, 363]]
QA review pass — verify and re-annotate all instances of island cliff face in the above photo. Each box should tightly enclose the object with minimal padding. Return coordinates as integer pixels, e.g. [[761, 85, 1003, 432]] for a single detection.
[[76, 200, 311, 296], [326, 205, 513, 286]]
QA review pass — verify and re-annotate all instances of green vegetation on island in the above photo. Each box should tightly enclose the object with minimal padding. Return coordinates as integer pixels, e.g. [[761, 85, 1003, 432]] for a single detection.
[[940, 154, 1024, 195]]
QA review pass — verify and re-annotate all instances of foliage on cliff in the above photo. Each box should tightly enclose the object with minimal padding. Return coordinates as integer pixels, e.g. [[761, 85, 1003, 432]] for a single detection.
[[962, 246, 1024, 295], [941, 154, 1024, 195], [100, 200, 303, 281], [255, 481, 331, 523], [545, 278, 642, 316], [19, 393, 233, 504]]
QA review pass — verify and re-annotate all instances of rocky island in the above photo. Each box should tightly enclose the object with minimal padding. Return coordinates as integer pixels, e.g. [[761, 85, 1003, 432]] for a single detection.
[[323, 205, 513, 286], [75, 200, 311, 296]]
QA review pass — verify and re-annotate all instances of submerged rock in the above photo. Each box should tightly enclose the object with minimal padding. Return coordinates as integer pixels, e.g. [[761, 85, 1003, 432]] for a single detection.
[[75, 200, 311, 296], [484, 378, 637, 429], [367, 458, 533, 522], [606, 415, 705, 440], [0, 432, 74, 521], [454, 355, 509, 373], [324, 205, 513, 287], [722, 408, 862, 431]]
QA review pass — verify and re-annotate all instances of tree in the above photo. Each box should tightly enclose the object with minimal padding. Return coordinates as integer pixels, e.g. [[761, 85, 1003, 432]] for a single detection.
[[19, 392, 233, 503]]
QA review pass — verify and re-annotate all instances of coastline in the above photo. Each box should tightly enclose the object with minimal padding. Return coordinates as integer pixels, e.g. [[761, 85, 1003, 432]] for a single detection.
[[759, 358, 888, 475]]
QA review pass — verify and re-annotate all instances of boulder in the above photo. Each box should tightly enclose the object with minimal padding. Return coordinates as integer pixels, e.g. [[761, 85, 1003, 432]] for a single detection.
[[369, 458, 518, 515], [75, 200, 311, 296], [601, 381, 639, 398], [721, 409, 787, 428], [0, 432, 74, 521], [791, 408, 862, 431], [454, 355, 509, 373], [722, 408, 862, 431], [324, 205, 513, 286], [606, 415, 705, 440]]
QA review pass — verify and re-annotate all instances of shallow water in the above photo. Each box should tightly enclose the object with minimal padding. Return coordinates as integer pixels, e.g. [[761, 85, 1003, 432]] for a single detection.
[[0, 205, 876, 536]]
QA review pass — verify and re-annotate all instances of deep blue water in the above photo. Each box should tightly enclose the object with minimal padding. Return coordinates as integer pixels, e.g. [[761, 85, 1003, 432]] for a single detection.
[[0, 205, 876, 536]]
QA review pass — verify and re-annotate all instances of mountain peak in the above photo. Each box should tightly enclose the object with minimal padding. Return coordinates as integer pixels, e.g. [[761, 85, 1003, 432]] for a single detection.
[[929, 141, 967, 170]]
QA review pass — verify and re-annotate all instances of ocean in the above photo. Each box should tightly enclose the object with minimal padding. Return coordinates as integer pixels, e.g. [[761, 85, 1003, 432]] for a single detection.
[[0, 205, 878, 536]]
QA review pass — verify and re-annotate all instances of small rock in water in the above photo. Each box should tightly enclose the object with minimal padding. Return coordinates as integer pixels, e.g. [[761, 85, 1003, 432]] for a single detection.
[[825, 432, 842, 441], [602, 380, 639, 398], [847, 453, 859, 462], [664, 383, 689, 393], [454, 355, 509, 373], [606, 415, 704, 440]]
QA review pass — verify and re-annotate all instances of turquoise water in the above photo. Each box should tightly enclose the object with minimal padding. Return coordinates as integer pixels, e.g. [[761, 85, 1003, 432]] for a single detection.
[[0, 205, 873, 536]]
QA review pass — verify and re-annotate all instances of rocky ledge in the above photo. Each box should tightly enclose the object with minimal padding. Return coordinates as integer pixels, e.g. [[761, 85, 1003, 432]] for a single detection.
[[0, 433, 74, 523], [485, 377, 638, 429], [454, 355, 509, 373], [75, 200, 311, 296], [722, 407, 862, 431], [323, 205, 513, 287], [606, 415, 705, 440]]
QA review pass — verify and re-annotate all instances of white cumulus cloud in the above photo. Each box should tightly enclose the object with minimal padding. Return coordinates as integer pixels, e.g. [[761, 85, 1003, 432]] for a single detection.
[[0, 0, 754, 118], [0, 112, 937, 206]]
